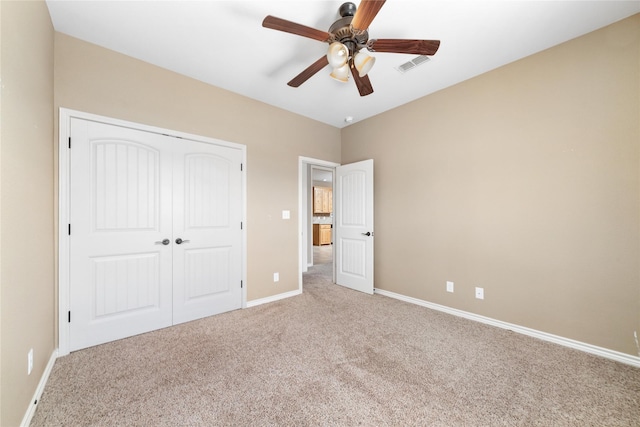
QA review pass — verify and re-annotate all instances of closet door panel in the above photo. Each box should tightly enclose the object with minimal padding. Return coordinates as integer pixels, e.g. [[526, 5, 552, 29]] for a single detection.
[[172, 142, 243, 324], [69, 118, 174, 351]]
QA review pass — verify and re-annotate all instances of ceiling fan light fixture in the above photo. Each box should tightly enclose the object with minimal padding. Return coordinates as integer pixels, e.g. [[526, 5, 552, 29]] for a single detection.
[[353, 51, 375, 77], [262, 2, 441, 97], [327, 41, 349, 68], [330, 63, 350, 83]]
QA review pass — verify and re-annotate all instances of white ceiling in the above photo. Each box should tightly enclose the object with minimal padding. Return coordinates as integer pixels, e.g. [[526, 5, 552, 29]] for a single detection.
[[46, 0, 640, 129], [313, 169, 334, 183]]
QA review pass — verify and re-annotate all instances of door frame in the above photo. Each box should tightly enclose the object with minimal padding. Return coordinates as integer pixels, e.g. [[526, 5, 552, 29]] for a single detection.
[[297, 156, 339, 292], [58, 108, 247, 356]]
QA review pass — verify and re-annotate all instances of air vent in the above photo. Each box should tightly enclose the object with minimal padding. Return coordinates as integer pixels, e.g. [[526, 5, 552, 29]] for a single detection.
[[396, 55, 431, 74], [397, 62, 416, 73]]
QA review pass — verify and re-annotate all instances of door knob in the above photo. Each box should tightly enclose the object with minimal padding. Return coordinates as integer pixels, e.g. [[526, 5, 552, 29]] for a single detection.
[[155, 239, 170, 245], [175, 238, 190, 245], [361, 232, 371, 236]]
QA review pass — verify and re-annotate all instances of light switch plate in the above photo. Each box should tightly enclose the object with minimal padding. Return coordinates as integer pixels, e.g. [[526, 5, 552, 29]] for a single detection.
[[282, 210, 290, 219], [28, 349, 33, 375]]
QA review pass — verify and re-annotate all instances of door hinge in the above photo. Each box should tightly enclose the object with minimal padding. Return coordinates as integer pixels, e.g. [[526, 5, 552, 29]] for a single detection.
[[240, 163, 243, 171], [68, 311, 71, 323], [68, 224, 71, 235], [241, 280, 243, 289], [68, 137, 71, 149], [240, 222, 243, 230]]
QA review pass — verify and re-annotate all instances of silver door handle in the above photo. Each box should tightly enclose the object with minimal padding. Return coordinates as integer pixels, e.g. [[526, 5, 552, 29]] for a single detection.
[[361, 232, 372, 237], [175, 238, 190, 245], [155, 239, 170, 245]]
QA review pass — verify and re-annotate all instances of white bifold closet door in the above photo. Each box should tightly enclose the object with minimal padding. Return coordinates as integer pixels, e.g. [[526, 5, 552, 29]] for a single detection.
[[69, 118, 242, 351]]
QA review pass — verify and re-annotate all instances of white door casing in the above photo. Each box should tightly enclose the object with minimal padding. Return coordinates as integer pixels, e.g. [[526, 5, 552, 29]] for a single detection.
[[63, 113, 245, 353], [335, 159, 374, 294]]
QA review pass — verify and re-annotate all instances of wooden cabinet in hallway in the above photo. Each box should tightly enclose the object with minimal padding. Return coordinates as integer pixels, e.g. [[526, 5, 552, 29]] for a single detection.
[[313, 224, 332, 246]]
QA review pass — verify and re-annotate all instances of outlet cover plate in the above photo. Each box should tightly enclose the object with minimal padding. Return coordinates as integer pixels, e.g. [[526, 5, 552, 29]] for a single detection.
[[446, 281, 454, 293], [475, 287, 484, 300], [273, 272, 279, 282]]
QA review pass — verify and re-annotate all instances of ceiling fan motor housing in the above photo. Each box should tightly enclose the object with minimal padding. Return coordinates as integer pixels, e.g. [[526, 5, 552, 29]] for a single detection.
[[330, 4, 369, 54]]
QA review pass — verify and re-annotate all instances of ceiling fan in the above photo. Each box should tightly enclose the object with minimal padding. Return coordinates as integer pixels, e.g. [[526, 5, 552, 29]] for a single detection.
[[262, 0, 440, 96]]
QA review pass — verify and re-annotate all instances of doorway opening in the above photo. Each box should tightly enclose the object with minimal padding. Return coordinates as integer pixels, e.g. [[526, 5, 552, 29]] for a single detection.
[[298, 157, 339, 291], [308, 166, 334, 283]]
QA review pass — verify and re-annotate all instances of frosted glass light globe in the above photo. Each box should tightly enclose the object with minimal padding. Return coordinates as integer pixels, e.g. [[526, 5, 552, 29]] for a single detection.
[[353, 51, 375, 77], [330, 63, 350, 82], [327, 42, 349, 68]]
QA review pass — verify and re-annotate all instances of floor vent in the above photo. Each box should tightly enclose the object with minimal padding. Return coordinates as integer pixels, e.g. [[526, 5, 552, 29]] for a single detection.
[[396, 55, 431, 73]]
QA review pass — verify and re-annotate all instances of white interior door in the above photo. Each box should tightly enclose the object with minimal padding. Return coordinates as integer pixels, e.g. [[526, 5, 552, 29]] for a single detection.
[[335, 159, 374, 294], [172, 139, 243, 324], [69, 118, 243, 351], [69, 119, 174, 351]]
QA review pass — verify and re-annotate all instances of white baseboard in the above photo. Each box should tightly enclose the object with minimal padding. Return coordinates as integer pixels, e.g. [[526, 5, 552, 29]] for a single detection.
[[374, 288, 640, 368], [21, 349, 58, 427], [246, 289, 301, 308]]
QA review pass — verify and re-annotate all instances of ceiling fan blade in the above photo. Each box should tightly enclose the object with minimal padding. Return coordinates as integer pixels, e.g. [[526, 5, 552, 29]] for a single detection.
[[351, 0, 386, 32], [262, 15, 331, 42], [288, 56, 329, 88], [369, 39, 441, 55], [350, 60, 374, 96]]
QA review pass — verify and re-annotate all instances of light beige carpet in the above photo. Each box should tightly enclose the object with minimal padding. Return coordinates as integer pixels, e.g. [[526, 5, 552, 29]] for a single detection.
[[32, 264, 640, 426]]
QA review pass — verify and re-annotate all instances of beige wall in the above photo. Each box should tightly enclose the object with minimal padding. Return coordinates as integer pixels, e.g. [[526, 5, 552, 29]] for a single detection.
[[0, 1, 55, 426], [54, 33, 341, 304], [342, 14, 640, 356]]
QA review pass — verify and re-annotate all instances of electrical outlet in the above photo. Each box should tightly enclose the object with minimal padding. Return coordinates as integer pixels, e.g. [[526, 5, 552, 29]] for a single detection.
[[28, 349, 33, 375], [475, 287, 484, 300], [273, 272, 279, 282], [446, 281, 454, 293]]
